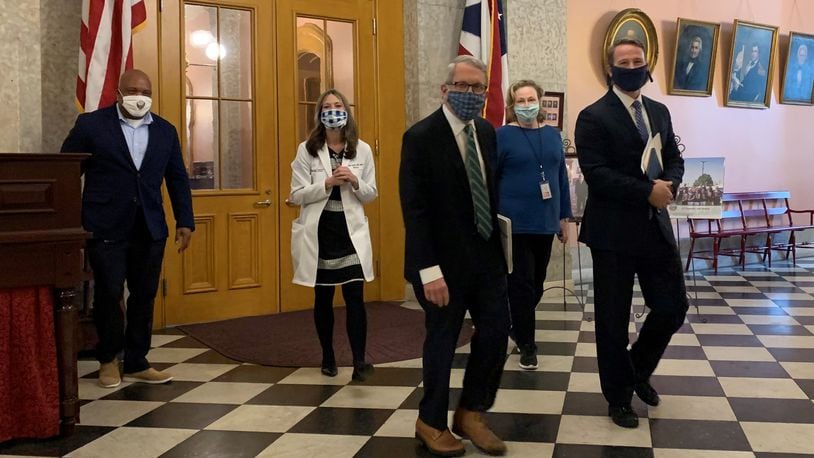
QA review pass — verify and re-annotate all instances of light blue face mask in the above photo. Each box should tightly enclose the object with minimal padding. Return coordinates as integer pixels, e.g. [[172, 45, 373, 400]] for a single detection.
[[514, 104, 540, 123], [320, 109, 348, 129]]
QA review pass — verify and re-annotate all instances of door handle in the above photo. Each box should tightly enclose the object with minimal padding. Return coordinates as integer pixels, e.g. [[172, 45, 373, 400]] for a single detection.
[[254, 199, 272, 208]]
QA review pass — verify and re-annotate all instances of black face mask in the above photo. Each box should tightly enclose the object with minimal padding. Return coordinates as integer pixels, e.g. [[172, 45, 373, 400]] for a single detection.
[[610, 65, 652, 92]]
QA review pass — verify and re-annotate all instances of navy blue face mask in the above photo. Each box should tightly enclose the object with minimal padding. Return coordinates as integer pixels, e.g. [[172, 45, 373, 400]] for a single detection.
[[610, 65, 652, 92]]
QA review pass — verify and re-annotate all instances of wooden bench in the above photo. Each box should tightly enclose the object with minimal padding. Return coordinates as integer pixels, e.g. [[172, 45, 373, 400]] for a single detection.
[[685, 191, 814, 273]]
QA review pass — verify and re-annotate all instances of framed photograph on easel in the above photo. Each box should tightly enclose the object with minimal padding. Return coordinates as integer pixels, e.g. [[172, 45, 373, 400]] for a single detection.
[[541, 91, 564, 130]]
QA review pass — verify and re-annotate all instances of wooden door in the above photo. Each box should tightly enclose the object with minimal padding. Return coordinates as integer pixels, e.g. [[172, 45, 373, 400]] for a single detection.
[[276, 0, 380, 312], [159, 0, 279, 324]]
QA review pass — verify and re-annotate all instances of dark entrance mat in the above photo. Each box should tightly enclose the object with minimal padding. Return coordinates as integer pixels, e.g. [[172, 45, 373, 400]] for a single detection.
[[178, 301, 474, 367]]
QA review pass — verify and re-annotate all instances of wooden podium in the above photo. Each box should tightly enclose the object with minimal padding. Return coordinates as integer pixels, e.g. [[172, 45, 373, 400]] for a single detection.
[[0, 153, 89, 435]]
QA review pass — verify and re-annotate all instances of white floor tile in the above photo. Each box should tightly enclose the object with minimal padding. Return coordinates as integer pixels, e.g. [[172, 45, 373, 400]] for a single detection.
[[321, 385, 415, 409], [490, 389, 565, 414], [647, 395, 736, 421], [556, 415, 651, 447], [256, 433, 368, 458], [702, 346, 776, 362], [718, 377, 808, 399], [740, 422, 814, 454], [65, 427, 195, 458], [205, 405, 315, 432], [172, 382, 271, 404]]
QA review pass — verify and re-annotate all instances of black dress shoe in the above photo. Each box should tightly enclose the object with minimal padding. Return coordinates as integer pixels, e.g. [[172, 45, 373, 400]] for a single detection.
[[321, 365, 338, 377], [608, 404, 639, 428], [634, 381, 660, 406], [352, 363, 374, 382]]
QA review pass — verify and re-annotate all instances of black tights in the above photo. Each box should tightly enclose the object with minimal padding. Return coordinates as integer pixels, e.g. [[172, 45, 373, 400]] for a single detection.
[[313, 281, 367, 367]]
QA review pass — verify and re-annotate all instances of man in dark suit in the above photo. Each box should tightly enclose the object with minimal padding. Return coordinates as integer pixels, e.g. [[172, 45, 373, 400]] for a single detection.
[[674, 36, 708, 91], [400, 55, 509, 456], [575, 39, 688, 428], [61, 69, 194, 388]]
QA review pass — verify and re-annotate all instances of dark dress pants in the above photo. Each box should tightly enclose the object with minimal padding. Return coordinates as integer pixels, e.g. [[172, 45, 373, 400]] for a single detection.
[[508, 233, 555, 348], [413, 237, 510, 431], [87, 210, 166, 373], [590, 219, 688, 407]]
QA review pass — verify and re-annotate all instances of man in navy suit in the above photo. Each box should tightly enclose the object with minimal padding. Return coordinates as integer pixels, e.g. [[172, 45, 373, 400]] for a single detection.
[[61, 69, 194, 388], [575, 39, 688, 428], [400, 55, 508, 456]]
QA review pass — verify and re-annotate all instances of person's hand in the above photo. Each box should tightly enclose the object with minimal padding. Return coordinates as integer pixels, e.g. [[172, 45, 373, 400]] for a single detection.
[[557, 219, 569, 244], [648, 179, 674, 209], [324, 174, 344, 191], [423, 277, 449, 307], [332, 165, 359, 189], [175, 227, 192, 253]]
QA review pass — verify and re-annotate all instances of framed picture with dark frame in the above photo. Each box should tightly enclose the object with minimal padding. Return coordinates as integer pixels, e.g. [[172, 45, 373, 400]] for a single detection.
[[602, 8, 659, 75], [668, 18, 719, 96], [780, 31, 814, 105], [724, 20, 778, 109], [541, 91, 564, 130]]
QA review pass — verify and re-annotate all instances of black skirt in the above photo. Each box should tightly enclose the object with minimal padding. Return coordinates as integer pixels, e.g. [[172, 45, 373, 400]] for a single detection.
[[315, 181, 364, 286]]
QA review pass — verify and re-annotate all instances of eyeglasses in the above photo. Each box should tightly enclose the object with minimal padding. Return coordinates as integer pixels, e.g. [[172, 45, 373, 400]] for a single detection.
[[446, 81, 488, 95]]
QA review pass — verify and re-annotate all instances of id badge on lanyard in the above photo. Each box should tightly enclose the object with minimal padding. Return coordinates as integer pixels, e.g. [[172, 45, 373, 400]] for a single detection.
[[540, 167, 552, 200]]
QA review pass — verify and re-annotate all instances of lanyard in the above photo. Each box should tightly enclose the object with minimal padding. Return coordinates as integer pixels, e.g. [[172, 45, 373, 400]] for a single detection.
[[519, 126, 547, 182]]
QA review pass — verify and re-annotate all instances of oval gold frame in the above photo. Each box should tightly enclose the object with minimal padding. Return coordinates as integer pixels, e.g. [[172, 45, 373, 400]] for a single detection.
[[602, 8, 659, 73]]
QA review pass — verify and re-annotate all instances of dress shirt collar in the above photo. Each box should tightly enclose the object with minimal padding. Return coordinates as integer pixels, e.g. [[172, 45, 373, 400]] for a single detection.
[[116, 104, 154, 128], [612, 85, 643, 109], [442, 103, 475, 137]]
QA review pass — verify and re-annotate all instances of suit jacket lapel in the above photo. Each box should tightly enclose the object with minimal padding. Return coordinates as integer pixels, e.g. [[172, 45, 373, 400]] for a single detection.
[[106, 106, 138, 171], [642, 97, 661, 140], [318, 143, 332, 175], [432, 109, 468, 187], [604, 91, 646, 147]]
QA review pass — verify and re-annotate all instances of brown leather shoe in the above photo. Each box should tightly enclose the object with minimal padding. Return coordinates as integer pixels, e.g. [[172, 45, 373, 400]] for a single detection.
[[98, 360, 121, 388], [123, 367, 173, 384], [452, 408, 507, 456], [415, 418, 465, 457]]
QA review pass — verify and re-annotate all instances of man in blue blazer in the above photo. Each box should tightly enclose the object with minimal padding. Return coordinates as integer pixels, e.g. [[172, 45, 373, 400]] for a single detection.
[[61, 69, 194, 388], [575, 39, 688, 428], [400, 55, 508, 456]]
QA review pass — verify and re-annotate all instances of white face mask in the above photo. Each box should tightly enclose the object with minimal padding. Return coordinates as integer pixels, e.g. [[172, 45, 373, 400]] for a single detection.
[[120, 94, 152, 118]]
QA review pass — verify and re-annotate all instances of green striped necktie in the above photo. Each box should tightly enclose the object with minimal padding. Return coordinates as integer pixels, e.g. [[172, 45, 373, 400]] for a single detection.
[[463, 124, 493, 240]]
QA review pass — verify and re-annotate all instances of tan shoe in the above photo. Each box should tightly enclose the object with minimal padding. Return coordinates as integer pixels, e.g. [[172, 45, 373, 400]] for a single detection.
[[415, 418, 465, 457], [123, 367, 173, 384], [452, 408, 507, 456], [98, 360, 121, 388]]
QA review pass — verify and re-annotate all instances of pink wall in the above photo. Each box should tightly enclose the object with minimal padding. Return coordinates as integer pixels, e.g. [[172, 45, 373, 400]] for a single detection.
[[567, 0, 814, 208]]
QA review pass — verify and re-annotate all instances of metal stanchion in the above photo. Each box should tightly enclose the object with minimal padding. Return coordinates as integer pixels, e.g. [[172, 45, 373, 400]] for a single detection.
[[542, 218, 586, 314]]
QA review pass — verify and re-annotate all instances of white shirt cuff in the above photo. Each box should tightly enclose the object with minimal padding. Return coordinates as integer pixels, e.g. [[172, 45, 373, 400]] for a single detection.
[[419, 265, 443, 285]]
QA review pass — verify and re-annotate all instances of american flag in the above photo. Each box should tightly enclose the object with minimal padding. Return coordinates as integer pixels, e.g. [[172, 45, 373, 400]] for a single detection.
[[458, 0, 509, 127], [76, 0, 147, 112]]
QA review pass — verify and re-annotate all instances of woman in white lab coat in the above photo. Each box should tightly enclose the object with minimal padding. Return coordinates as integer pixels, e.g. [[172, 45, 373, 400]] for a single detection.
[[289, 88, 377, 381]]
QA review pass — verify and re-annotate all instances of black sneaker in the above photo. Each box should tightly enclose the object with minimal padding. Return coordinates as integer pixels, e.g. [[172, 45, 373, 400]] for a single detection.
[[608, 404, 639, 428], [518, 345, 538, 370]]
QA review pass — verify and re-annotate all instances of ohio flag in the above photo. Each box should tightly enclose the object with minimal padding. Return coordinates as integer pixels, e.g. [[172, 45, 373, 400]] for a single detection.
[[458, 0, 509, 127], [76, 0, 147, 112]]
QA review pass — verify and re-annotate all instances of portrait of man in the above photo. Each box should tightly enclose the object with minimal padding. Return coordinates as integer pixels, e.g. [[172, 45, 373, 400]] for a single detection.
[[670, 19, 718, 96], [781, 32, 814, 104], [726, 20, 778, 108]]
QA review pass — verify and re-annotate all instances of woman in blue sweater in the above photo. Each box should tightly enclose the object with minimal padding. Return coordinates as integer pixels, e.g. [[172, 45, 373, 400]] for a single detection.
[[496, 79, 572, 370]]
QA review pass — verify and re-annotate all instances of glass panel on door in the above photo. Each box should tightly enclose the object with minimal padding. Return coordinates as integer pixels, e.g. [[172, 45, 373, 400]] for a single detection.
[[185, 4, 254, 190]]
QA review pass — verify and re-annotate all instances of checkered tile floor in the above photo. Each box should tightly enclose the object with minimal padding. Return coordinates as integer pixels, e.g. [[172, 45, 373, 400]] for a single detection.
[[3, 261, 814, 457]]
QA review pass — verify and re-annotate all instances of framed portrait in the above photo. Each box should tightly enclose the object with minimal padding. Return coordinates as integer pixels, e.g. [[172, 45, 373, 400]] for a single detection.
[[565, 154, 588, 219], [541, 91, 564, 130], [724, 20, 778, 109], [780, 31, 814, 105], [602, 9, 659, 74], [668, 18, 720, 96]]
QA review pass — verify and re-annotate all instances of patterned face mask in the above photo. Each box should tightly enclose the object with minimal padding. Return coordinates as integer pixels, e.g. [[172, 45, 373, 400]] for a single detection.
[[320, 109, 348, 129], [446, 90, 485, 122]]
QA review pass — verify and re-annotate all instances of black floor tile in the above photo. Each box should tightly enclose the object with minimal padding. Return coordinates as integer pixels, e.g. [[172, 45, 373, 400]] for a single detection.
[[792, 379, 814, 400], [772, 299, 814, 308], [158, 336, 210, 348], [756, 286, 806, 293], [536, 320, 583, 331], [718, 292, 770, 300], [481, 412, 559, 442], [288, 407, 393, 435], [571, 356, 599, 373], [552, 443, 654, 458], [246, 384, 342, 406], [212, 365, 297, 383], [728, 398, 814, 423], [538, 303, 585, 312], [794, 316, 814, 326], [686, 314, 744, 324], [399, 387, 461, 410], [768, 348, 814, 362], [710, 361, 790, 378], [0, 426, 114, 457], [160, 430, 280, 458], [499, 371, 570, 391], [561, 392, 610, 417], [696, 335, 763, 347], [450, 353, 469, 369], [649, 376, 725, 396], [748, 324, 812, 336], [356, 436, 438, 458], [101, 381, 204, 402], [184, 349, 242, 365], [348, 367, 424, 387], [153, 327, 186, 335], [125, 402, 237, 429], [536, 342, 578, 356], [661, 346, 708, 360], [648, 418, 751, 450], [754, 453, 814, 458]]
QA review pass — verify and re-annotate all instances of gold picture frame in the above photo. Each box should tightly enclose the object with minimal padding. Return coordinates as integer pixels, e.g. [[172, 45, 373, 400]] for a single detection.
[[780, 31, 814, 106], [602, 8, 659, 74], [668, 18, 720, 97], [724, 20, 778, 109]]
